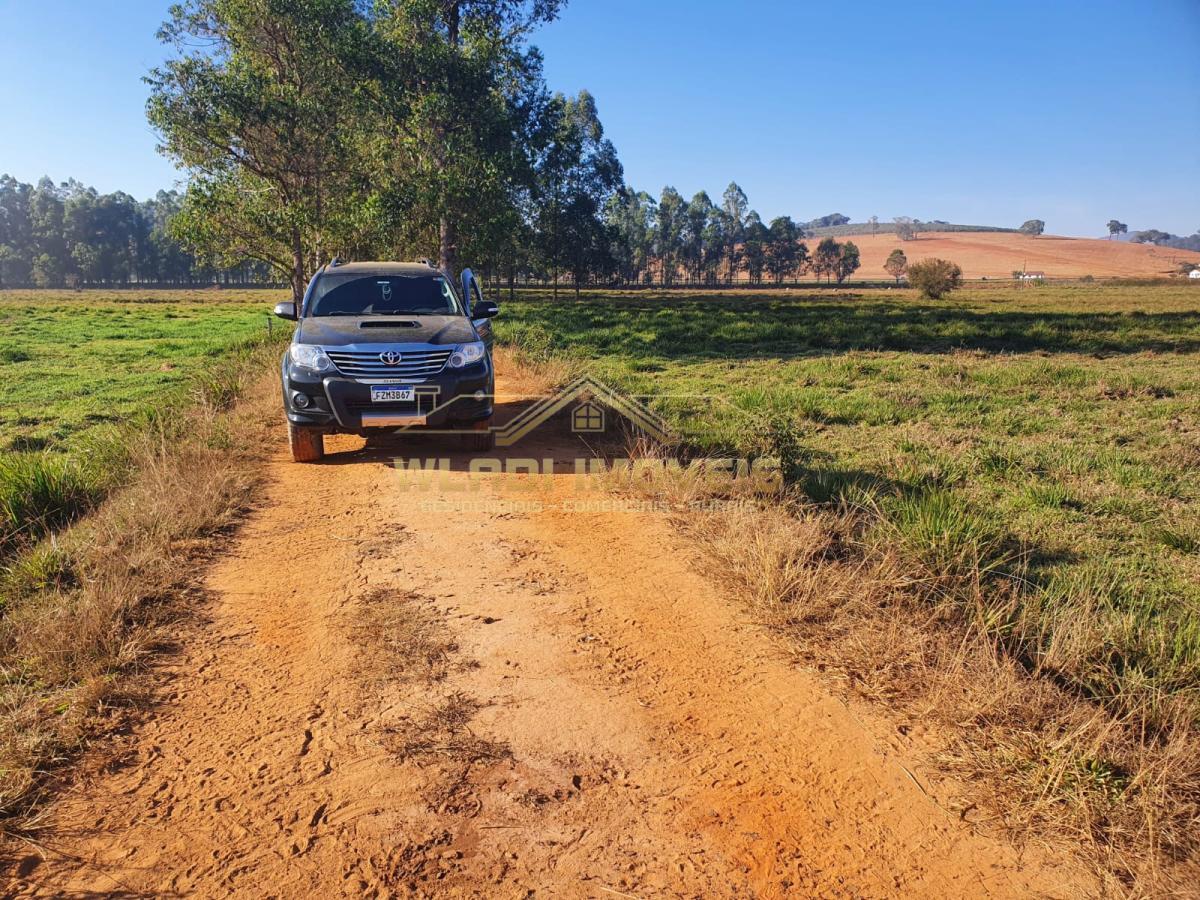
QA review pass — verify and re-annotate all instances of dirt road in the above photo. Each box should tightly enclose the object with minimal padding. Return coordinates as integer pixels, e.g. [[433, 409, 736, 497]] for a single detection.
[[8, 371, 1091, 897]]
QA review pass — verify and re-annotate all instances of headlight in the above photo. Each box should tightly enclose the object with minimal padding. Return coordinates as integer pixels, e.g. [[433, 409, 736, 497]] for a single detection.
[[447, 341, 485, 369], [289, 343, 333, 372]]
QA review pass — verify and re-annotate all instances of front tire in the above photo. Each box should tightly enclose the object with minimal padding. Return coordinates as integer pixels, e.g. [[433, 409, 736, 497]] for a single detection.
[[288, 422, 324, 462], [460, 419, 494, 452]]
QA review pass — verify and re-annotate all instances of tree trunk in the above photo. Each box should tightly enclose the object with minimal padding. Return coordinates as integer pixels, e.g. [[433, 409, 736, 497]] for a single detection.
[[439, 216, 457, 277], [434, 5, 461, 279], [291, 229, 306, 304]]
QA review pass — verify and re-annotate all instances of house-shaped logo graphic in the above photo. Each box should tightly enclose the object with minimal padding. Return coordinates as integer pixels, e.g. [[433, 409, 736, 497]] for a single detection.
[[494, 375, 670, 447], [571, 399, 605, 433]]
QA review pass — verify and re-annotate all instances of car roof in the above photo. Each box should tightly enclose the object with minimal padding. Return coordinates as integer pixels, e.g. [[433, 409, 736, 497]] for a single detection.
[[321, 261, 441, 276]]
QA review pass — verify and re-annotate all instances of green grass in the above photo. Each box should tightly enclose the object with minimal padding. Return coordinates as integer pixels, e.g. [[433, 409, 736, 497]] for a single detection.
[[0, 289, 287, 560], [497, 282, 1200, 725], [0, 290, 286, 450]]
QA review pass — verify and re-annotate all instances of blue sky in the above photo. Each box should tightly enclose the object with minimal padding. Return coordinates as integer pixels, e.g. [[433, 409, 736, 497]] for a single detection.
[[1, 0, 1196, 236]]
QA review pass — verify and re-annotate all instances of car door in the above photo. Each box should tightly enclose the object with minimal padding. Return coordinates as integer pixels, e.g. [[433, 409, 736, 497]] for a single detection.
[[460, 269, 494, 351]]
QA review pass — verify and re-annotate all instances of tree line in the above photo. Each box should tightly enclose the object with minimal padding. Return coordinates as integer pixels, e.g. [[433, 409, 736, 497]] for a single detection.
[[602, 185, 860, 289], [0, 175, 268, 288], [0, 166, 874, 293]]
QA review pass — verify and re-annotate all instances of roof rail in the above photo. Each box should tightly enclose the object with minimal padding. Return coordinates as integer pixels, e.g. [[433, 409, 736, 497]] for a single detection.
[[419, 258, 435, 268]]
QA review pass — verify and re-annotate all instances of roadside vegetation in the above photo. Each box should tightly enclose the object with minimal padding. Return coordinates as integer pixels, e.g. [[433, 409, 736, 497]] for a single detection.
[[0, 326, 285, 830], [499, 281, 1200, 890], [0, 289, 289, 825]]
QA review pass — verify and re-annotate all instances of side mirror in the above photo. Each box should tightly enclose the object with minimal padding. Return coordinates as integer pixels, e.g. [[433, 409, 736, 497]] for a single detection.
[[273, 301, 297, 320], [473, 299, 499, 318]]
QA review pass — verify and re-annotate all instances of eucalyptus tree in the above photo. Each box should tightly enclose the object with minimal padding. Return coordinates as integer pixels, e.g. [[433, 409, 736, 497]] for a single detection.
[[142, 190, 199, 283], [765, 216, 804, 284], [702, 211, 730, 284], [605, 187, 656, 284], [530, 90, 623, 297], [834, 240, 861, 283], [682, 191, 714, 282], [148, 0, 379, 301], [741, 211, 768, 285], [29, 178, 68, 287], [655, 187, 686, 285], [720, 182, 748, 283], [371, 0, 563, 276], [812, 237, 841, 283], [0, 175, 33, 286], [63, 184, 143, 284]]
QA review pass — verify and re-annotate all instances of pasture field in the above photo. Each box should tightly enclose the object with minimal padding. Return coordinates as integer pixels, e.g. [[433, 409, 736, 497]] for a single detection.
[[499, 283, 1200, 725], [0, 289, 286, 558], [0, 290, 285, 452], [2, 282, 1196, 883]]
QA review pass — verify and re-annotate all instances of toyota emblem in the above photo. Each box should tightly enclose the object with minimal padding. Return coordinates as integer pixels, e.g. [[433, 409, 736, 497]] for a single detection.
[[379, 350, 403, 366]]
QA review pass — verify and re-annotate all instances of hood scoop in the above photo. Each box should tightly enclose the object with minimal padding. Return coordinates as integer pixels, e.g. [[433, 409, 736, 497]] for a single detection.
[[360, 319, 420, 329]]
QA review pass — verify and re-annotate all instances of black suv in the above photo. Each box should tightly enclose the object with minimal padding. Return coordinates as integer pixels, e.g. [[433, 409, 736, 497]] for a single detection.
[[273, 261, 498, 462]]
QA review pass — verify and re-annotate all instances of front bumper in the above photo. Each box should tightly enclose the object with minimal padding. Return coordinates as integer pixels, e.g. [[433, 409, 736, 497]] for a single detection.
[[282, 356, 493, 433]]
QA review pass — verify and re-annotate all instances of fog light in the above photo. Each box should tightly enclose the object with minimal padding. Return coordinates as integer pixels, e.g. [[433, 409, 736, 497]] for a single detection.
[[292, 392, 311, 409], [473, 390, 485, 400]]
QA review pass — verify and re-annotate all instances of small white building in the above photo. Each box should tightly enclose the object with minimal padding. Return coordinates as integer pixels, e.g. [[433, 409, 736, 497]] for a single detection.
[[1019, 271, 1046, 281], [1189, 268, 1200, 280]]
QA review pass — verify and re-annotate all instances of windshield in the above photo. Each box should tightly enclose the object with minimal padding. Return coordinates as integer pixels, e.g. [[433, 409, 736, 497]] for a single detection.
[[309, 274, 461, 317]]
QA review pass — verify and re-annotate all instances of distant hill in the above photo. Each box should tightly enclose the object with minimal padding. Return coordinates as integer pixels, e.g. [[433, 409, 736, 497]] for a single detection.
[[826, 231, 1200, 279], [805, 221, 1016, 238]]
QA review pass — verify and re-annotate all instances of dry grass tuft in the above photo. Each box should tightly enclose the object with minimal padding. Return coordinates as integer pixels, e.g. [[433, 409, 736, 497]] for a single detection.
[[348, 588, 462, 685], [386, 691, 509, 765], [384, 691, 511, 815], [0, 344, 282, 829], [491, 344, 576, 397]]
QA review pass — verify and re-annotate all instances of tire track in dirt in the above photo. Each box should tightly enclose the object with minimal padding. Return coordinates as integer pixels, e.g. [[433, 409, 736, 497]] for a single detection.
[[7, 370, 1094, 897]]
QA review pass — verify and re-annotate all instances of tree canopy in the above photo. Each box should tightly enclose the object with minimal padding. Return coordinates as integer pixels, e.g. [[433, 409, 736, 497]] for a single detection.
[[908, 258, 963, 299], [884, 248, 908, 284]]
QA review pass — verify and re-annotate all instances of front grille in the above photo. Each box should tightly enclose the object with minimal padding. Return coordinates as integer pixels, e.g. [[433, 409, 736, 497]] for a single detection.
[[327, 348, 452, 379]]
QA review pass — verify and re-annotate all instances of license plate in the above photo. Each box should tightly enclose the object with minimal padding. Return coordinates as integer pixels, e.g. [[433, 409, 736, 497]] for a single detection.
[[370, 385, 415, 403]]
